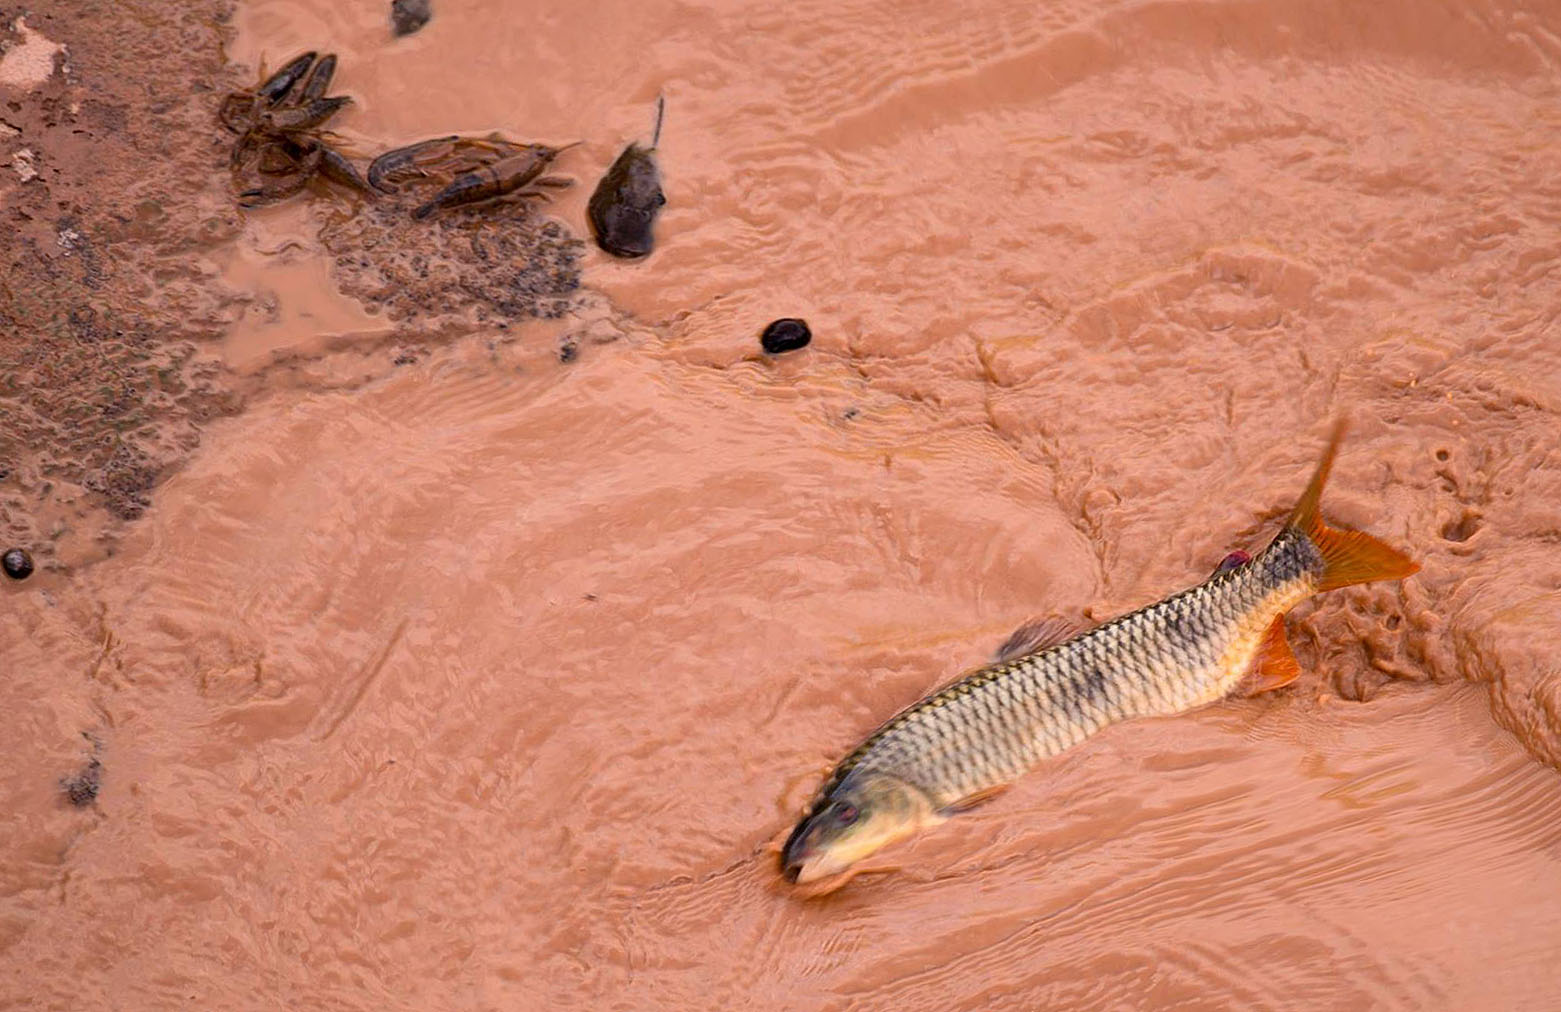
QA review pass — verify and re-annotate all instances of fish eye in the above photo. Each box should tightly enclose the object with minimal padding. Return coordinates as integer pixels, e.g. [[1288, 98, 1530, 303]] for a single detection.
[[835, 803, 859, 825]]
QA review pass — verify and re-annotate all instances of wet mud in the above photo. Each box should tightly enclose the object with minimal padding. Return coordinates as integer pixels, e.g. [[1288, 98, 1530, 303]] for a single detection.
[[0, 2, 245, 566], [317, 199, 582, 326], [0, 8, 594, 570], [4, 0, 1561, 1009]]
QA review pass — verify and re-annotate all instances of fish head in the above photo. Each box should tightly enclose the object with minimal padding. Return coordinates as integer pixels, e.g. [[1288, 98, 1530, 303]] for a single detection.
[[781, 771, 935, 884]]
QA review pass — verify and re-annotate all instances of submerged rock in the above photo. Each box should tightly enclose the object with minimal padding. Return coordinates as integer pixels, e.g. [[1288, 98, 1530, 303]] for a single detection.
[[587, 98, 666, 259], [391, 0, 432, 36], [760, 318, 811, 354], [2, 548, 32, 579]]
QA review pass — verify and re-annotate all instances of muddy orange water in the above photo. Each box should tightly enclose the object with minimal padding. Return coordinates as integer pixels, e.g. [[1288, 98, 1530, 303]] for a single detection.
[[6, 0, 1561, 1008]]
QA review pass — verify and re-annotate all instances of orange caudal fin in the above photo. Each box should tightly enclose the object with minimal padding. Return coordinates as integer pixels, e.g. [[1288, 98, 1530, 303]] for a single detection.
[[1286, 419, 1420, 592]]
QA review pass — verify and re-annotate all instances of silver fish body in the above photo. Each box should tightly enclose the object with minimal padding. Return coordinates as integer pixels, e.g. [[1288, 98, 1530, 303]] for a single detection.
[[835, 531, 1316, 808], [781, 424, 1417, 886]]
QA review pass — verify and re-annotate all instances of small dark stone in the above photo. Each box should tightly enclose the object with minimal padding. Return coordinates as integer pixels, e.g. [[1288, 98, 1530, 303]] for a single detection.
[[761, 318, 811, 355], [391, 0, 432, 36], [2, 548, 33, 580], [558, 335, 579, 363], [62, 758, 101, 806]]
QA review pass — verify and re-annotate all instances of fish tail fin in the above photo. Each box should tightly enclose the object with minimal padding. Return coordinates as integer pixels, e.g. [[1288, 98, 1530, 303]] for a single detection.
[[1285, 419, 1420, 592]]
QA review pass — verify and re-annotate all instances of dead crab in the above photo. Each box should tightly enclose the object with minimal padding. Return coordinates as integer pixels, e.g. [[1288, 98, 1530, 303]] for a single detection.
[[220, 51, 373, 207]]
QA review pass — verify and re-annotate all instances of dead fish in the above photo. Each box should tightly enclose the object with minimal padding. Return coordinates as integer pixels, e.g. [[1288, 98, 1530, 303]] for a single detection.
[[781, 421, 1419, 888], [587, 96, 666, 258]]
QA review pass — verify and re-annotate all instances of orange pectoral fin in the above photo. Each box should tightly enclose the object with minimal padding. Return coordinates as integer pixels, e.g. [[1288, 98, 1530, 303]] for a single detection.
[[1237, 617, 1302, 696]]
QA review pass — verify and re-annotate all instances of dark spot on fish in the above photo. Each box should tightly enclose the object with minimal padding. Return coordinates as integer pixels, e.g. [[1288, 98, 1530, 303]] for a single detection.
[[391, 0, 432, 36], [62, 757, 101, 806], [3, 548, 33, 580], [587, 98, 666, 259], [1081, 664, 1107, 699], [761, 318, 811, 354], [1215, 549, 1251, 574]]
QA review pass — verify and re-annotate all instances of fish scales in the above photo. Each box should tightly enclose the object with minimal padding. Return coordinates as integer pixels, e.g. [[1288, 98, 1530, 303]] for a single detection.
[[854, 546, 1302, 808]]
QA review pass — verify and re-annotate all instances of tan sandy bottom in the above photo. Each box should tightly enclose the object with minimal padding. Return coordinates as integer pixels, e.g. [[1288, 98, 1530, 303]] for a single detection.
[[4, 0, 1561, 1007]]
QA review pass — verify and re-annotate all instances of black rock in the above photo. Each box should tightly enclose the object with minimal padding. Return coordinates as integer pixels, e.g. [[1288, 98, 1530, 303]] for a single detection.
[[761, 318, 811, 354], [2, 548, 32, 580], [588, 98, 667, 259], [391, 0, 432, 36]]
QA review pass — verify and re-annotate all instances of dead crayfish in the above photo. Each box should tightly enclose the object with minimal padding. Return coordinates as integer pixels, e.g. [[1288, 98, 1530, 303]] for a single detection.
[[367, 134, 579, 218], [220, 51, 374, 208]]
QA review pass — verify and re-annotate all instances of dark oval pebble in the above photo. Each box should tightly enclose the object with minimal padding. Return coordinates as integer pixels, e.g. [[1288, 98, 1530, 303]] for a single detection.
[[761, 318, 812, 355], [2, 548, 32, 580]]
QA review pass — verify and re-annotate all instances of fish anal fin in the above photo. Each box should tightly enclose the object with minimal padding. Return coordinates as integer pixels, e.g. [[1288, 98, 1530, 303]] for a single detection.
[[1237, 617, 1301, 696], [940, 783, 1011, 816], [994, 616, 1086, 662]]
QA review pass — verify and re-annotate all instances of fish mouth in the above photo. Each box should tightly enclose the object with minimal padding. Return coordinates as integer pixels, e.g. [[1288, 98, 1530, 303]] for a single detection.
[[781, 829, 850, 885], [780, 820, 815, 883], [782, 851, 830, 885]]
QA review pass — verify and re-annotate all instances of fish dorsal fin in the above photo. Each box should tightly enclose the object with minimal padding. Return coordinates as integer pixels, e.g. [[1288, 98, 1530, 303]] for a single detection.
[[1236, 617, 1301, 696], [993, 615, 1086, 662], [1283, 419, 1419, 592], [1286, 417, 1349, 537], [940, 782, 1011, 816]]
